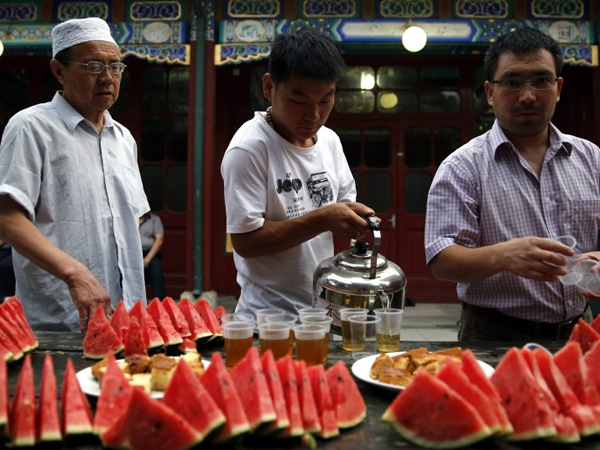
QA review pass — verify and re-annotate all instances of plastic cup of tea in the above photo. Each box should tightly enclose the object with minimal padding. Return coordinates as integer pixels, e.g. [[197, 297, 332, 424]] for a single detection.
[[349, 315, 381, 361], [298, 307, 328, 322], [373, 308, 404, 352], [258, 322, 293, 360], [255, 308, 285, 327], [294, 323, 328, 366], [301, 315, 333, 363], [340, 308, 368, 351], [221, 313, 254, 323], [222, 321, 254, 370], [264, 313, 298, 356]]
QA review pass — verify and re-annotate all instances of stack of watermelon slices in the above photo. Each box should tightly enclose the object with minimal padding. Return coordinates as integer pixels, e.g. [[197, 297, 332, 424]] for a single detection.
[[0, 296, 38, 363], [83, 297, 225, 359], [383, 340, 600, 448]]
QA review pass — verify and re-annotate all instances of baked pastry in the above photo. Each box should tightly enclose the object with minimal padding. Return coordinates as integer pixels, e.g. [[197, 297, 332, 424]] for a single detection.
[[150, 354, 178, 391], [370, 353, 394, 379], [378, 367, 413, 387]]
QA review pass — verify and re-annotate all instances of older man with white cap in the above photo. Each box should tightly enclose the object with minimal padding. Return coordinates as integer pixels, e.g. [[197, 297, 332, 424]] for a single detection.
[[0, 17, 149, 333]]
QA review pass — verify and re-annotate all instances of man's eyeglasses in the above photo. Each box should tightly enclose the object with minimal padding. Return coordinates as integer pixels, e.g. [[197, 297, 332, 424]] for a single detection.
[[490, 76, 558, 91], [61, 60, 127, 75]]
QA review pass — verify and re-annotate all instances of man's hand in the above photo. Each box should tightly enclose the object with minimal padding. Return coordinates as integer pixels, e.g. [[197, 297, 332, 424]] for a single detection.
[[322, 202, 378, 240], [66, 267, 113, 334]]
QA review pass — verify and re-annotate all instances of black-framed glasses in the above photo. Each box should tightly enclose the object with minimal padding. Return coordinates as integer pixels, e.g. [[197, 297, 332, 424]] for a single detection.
[[61, 60, 127, 75], [490, 76, 558, 91]]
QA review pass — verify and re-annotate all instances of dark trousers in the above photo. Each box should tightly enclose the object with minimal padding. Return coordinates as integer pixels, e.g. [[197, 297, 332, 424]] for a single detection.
[[459, 301, 593, 342], [143, 250, 165, 300], [0, 248, 15, 298]]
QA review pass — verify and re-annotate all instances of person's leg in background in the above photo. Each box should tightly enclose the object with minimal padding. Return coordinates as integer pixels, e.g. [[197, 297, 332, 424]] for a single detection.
[[0, 247, 15, 298], [145, 254, 165, 300]]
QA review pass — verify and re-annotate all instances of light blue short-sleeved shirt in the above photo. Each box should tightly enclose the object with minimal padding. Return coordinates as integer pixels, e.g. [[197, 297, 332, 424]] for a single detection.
[[0, 92, 150, 332]]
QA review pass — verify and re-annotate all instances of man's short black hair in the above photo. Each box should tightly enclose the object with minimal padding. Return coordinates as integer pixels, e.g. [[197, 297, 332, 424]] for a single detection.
[[268, 27, 345, 85], [484, 27, 563, 81]]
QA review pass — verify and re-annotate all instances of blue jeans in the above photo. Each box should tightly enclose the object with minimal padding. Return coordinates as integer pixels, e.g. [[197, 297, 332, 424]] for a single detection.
[[143, 250, 165, 300]]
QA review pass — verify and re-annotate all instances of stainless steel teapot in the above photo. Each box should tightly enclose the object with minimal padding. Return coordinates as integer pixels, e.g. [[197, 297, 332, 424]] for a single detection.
[[312, 216, 407, 335]]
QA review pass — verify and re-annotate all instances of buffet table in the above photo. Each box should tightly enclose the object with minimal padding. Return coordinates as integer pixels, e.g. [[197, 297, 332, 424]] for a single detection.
[[10, 332, 600, 449]]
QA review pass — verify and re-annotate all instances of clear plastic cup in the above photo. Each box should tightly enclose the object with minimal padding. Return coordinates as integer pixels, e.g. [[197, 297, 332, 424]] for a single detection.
[[221, 313, 254, 323], [373, 308, 404, 352], [255, 308, 285, 327], [575, 259, 600, 292], [301, 315, 333, 363], [298, 307, 328, 321], [258, 322, 292, 359], [349, 315, 381, 361], [551, 236, 581, 285], [340, 308, 368, 351], [222, 321, 254, 369], [294, 323, 328, 366]]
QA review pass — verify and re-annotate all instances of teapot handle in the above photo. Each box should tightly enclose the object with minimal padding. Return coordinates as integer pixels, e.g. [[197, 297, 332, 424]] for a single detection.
[[360, 216, 381, 279]]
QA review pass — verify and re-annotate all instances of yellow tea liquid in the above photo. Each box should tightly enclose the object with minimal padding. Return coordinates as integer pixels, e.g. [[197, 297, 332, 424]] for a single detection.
[[296, 338, 322, 366], [224, 336, 253, 369], [259, 337, 290, 360], [377, 333, 400, 352]]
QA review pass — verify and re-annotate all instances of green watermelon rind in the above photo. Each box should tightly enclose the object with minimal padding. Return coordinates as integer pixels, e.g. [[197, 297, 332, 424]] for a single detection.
[[382, 409, 491, 449]]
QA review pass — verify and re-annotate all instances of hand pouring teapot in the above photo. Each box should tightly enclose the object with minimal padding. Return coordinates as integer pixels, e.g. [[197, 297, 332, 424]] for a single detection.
[[312, 216, 407, 335]]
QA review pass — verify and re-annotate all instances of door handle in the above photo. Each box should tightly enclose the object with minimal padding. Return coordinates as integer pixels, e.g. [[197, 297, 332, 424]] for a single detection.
[[388, 214, 396, 228]]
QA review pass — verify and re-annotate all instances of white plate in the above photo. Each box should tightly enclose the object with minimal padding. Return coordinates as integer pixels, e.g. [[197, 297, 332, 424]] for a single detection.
[[76, 358, 211, 399], [351, 351, 495, 392]]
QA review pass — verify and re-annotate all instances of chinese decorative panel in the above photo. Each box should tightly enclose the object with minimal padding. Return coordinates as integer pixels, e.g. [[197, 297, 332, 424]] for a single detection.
[[377, 0, 434, 18]]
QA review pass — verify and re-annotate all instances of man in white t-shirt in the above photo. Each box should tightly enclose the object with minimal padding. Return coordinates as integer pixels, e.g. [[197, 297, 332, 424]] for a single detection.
[[221, 28, 376, 316]]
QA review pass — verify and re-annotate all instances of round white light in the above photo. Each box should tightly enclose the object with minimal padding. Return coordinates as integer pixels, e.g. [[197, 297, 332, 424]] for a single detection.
[[402, 26, 427, 52], [0, 40, 4, 57]]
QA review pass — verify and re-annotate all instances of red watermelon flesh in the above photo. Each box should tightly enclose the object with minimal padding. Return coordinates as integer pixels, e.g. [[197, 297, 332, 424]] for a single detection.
[[101, 387, 201, 450], [568, 319, 600, 355], [230, 347, 276, 432], [275, 355, 304, 437], [61, 358, 93, 436], [382, 369, 491, 448], [551, 414, 581, 444], [584, 340, 600, 403], [177, 298, 212, 343], [293, 360, 321, 435], [260, 350, 290, 434], [307, 364, 339, 439], [0, 358, 7, 439], [2, 297, 38, 351], [163, 358, 226, 442], [590, 313, 600, 335], [491, 347, 557, 441], [200, 352, 250, 443], [11, 354, 36, 446], [129, 299, 164, 351], [194, 299, 223, 341], [146, 297, 183, 347], [178, 337, 198, 354], [94, 353, 133, 436], [0, 339, 13, 364], [436, 358, 503, 435], [110, 300, 130, 342], [555, 341, 600, 420], [0, 306, 32, 354], [460, 349, 512, 435], [325, 360, 367, 429], [521, 348, 560, 412], [37, 354, 61, 443], [162, 297, 191, 338], [123, 316, 147, 357], [213, 305, 227, 324], [82, 306, 124, 360], [535, 347, 600, 437]]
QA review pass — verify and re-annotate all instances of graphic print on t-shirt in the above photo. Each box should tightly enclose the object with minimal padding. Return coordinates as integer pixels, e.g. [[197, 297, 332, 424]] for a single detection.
[[276, 171, 333, 219]]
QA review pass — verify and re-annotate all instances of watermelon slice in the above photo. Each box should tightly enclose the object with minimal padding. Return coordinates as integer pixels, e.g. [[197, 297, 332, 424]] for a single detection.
[[0, 306, 33, 354], [2, 297, 38, 351], [491, 347, 557, 441], [590, 313, 600, 335], [213, 305, 227, 324], [162, 297, 192, 338], [536, 347, 600, 437], [293, 360, 321, 435], [82, 306, 124, 359], [307, 364, 339, 439], [382, 369, 492, 448], [61, 358, 93, 437], [194, 299, 224, 342], [230, 347, 276, 432], [94, 353, 133, 436], [37, 354, 62, 443], [437, 358, 503, 436], [460, 349, 512, 435], [260, 350, 290, 434], [0, 326, 21, 362], [178, 337, 198, 354], [0, 358, 7, 439], [101, 387, 202, 450], [123, 316, 147, 357], [568, 319, 600, 355], [163, 358, 226, 442], [554, 341, 600, 419], [129, 299, 164, 352], [146, 297, 183, 348], [275, 355, 304, 437], [110, 300, 131, 342], [200, 352, 250, 443], [0, 339, 13, 363], [11, 354, 36, 446], [177, 298, 213, 344], [325, 360, 367, 429]]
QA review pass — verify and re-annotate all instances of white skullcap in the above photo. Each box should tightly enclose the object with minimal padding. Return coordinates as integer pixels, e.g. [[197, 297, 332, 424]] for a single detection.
[[52, 17, 118, 58]]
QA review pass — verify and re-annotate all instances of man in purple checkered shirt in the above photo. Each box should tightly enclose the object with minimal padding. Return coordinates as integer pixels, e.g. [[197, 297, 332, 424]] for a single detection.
[[425, 28, 600, 341]]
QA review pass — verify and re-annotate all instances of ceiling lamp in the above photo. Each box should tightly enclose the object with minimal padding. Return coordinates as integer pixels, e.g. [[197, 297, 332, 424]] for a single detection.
[[0, 40, 3, 57], [402, 23, 427, 52]]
